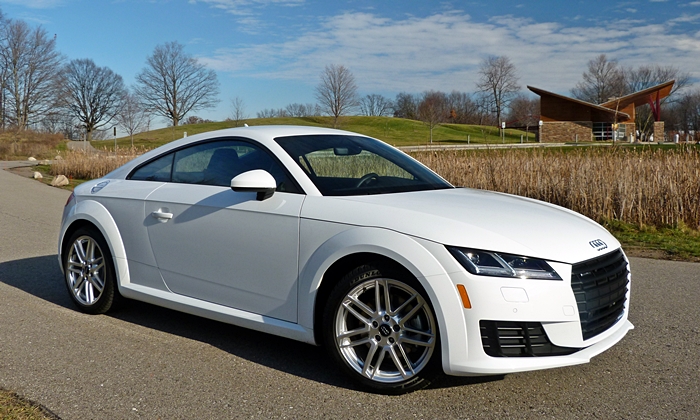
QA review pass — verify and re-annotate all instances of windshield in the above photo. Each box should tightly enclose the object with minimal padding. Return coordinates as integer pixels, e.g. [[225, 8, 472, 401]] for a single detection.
[[275, 134, 452, 196]]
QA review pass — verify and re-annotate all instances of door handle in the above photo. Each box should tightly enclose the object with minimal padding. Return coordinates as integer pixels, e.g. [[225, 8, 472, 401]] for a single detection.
[[151, 210, 173, 222]]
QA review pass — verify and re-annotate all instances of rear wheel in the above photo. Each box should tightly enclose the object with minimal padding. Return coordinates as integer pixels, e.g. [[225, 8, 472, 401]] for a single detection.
[[63, 227, 118, 314], [323, 264, 439, 394]]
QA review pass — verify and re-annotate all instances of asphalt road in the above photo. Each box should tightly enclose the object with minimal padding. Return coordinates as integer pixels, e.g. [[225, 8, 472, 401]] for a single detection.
[[1, 163, 699, 419]]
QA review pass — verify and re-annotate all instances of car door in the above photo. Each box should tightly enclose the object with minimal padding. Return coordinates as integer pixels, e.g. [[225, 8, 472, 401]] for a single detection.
[[143, 139, 304, 322]]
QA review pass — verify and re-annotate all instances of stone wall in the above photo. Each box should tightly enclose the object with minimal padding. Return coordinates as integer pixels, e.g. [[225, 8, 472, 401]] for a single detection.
[[540, 121, 592, 143], [653, 121, 665, 142]]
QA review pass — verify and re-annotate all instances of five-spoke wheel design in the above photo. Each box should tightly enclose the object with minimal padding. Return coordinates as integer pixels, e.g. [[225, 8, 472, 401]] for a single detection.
[[63, 227, 117, 314], [325, 265, 438, 394]]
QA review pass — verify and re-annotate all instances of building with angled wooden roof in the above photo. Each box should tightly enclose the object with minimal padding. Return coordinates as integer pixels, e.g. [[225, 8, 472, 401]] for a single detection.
[[528, 80, 675, 143]]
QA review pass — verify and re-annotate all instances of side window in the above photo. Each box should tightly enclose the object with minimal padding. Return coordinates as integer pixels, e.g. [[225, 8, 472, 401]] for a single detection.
[[139, 139, 302, 192], [170, 140, 260, 186], [129, 153, 174, 181], [172, 142, 228, 185], [204, 146, 243, 186]]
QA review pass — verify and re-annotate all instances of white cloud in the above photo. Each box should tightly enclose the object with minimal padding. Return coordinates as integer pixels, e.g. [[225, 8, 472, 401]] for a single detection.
[[190, 0, 304, 16], [201, 10, 700, 96], [0, 0, 64, 8], [669, 13, 700, 23]]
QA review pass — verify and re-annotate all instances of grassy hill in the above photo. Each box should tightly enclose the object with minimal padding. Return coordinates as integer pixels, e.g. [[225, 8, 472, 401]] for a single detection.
[[105, 116, 537, 150]]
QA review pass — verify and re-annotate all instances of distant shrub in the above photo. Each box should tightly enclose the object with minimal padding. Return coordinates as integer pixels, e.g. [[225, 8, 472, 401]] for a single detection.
[[412, 145, 700, 230], [50, 147, 145, 180], [0, 129, 64, 160], [50, 141, 700, 231]]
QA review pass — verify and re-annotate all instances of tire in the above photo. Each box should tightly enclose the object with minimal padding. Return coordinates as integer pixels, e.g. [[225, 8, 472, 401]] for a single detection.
[[323, 264, 440, 394], [63, 227, 118, 314]]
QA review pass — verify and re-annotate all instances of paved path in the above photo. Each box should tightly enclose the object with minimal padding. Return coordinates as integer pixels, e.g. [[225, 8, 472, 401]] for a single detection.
[[66, 140, 100, 153], [395, 141, 624, 152], [0, 160, 40, 170], [0, 164, 699, 419], [399, 141, 568, 152]]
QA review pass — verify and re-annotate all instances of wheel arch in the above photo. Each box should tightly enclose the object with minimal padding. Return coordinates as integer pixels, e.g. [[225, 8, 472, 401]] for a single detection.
[[311, 252, 414, 345], [299, 226, 468, 370], [59, 199, 130, 288]]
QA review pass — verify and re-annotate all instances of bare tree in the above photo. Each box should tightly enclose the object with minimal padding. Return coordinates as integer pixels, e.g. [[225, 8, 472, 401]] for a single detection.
[[285, 102, 319, 117], [417, 91, 448, 143], [393, 92, 418, 120], [183, 115, 211, 125], [0, 19, 63, 129], [359, 94, 393, 116], [667, 89, 700, 141], [476, 55, 520, 128], [508, 94, 540, 139], [623, 65, 691, 99], [230, 96, 247, 127], [59, 58, 126, 141], [135, 41, 219, 127], [446, 91, 479, 124], [116, 90, 150, 146], [570, 54, 626, 104], [474, 94, 496, 126], [314, 64, 358, 128], [257, 108, 277, 119], [621, 64, 693, 136], [284, 103, 302, 117]]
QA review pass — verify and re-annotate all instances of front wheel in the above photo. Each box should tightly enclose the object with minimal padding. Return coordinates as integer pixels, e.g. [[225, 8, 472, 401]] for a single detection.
[[63, 227, 118, 314], [323, 264, 440, 394]]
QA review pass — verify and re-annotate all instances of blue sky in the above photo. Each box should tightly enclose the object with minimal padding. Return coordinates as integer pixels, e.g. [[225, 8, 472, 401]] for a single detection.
[[2, 0, 700, 124]]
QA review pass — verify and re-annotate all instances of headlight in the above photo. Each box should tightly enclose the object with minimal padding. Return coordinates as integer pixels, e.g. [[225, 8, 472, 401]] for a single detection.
[[447, 247, 562, 280]]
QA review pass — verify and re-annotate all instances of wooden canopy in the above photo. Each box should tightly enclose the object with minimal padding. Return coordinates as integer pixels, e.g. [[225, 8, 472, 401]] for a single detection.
[[528, 80, 675, 124], [599, 80, 675, 121]]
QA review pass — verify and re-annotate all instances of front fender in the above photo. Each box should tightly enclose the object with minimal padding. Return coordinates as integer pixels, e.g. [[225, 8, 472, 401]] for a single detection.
[[297, 220, 469, 372], [59, 199, 131, 289]]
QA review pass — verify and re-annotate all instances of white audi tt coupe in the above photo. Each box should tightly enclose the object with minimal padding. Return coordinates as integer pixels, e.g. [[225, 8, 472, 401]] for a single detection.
[[58, 125, 633, 394]]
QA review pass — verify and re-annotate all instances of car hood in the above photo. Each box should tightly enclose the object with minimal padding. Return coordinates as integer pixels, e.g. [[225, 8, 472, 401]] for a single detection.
[[301, 188, 620, 264]]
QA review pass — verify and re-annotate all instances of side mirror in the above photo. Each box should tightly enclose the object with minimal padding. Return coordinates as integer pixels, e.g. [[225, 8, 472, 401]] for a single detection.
[[230, 169, 276, 201]]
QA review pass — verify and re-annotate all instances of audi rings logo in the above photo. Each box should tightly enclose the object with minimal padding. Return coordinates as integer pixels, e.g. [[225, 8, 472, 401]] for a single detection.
[[589, 239, 607, 251]]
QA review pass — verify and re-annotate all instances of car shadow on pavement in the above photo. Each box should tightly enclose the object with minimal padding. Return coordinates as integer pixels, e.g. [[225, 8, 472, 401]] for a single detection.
[[112, 299, 505, 392], [0, 255, 504, 393], [0, 255, 74, 309]]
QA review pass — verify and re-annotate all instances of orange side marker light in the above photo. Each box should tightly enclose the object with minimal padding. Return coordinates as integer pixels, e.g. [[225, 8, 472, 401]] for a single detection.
[[457, 284, 472, 309]]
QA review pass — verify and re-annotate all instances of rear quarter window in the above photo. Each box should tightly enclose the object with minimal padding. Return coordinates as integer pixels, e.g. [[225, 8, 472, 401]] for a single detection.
[[129, 153, 174, 182]]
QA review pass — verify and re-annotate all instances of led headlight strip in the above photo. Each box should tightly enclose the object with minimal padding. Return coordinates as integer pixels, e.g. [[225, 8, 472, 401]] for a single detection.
[[447, 247, 562, 280]]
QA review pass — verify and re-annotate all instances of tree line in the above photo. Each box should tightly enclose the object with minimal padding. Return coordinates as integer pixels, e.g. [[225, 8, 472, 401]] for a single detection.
[[280, 56, 698, 142], [1, 5, 698, 143], [0, 9, 219, 142]]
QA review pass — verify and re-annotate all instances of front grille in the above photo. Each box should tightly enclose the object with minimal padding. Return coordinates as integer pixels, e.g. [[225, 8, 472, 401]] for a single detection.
[[480, 321, 580, 357], [571, 249, 629, 340]]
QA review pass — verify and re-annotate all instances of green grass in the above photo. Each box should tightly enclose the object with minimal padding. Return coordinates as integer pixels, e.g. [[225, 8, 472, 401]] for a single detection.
[[91, 116, 537, 151], [31, 164, 85, 190], [0, 389, 57, 419], [603, 219, 700, 261]]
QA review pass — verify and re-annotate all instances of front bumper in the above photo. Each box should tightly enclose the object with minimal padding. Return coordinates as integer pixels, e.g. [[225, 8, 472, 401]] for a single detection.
[[427, 243, 633, 376], [446, 318, 634, 376]]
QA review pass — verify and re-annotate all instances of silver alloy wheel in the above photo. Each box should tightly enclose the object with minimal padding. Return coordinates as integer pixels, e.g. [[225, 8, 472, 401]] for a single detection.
[[334, 278, 436, 383], [66, 235, 107, 306]]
